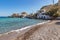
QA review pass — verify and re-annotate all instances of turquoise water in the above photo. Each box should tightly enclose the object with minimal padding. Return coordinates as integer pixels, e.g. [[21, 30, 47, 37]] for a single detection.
[[0, 18, 46, 34]]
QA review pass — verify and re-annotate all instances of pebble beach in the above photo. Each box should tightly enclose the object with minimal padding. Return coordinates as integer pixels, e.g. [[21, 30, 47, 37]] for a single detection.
[[0, 20, 60, 40]]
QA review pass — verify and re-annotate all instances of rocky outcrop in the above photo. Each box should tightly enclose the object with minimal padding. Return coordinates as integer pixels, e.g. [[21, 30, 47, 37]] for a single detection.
[[9, 12, 28, 18], [11, 13, 20, 18], [20, 12, 28, 18]]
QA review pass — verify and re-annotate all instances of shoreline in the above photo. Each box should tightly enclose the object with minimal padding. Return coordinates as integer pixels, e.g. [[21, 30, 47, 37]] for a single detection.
[[18, 20, 60, 40], [0, 20, 50, 40], [5, 20, 50, 34], [1, 20, 50, 35]]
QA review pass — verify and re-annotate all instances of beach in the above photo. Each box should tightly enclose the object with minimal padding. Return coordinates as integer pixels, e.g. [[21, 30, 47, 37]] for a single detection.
[[0, 20, 60, 40]]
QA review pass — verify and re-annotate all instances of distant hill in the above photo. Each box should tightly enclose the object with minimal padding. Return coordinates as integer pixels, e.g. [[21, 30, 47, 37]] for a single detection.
[[0, 16, 8, 18]]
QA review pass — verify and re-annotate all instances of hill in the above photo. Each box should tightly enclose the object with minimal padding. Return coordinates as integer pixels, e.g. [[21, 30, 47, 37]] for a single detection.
[[40, 4, 60, 17]]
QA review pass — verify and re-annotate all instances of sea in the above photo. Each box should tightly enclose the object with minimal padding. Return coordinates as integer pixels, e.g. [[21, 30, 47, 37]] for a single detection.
[[0, 18, 46, 34]]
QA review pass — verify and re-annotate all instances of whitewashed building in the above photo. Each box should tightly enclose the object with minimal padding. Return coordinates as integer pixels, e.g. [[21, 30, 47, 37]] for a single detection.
[[56, 17, 60, 20], [37, 9, 51, 19]]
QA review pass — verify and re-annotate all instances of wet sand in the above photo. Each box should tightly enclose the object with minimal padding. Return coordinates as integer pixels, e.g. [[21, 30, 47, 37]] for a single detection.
[[0, 20, 60, 40]]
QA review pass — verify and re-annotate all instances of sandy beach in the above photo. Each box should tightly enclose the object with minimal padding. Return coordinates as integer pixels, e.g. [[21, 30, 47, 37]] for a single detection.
[[0, 20, 60, 40]]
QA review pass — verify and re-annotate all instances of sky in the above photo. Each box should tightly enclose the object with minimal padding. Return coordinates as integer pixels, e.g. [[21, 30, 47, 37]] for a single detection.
[[0, 0, 58, 16]]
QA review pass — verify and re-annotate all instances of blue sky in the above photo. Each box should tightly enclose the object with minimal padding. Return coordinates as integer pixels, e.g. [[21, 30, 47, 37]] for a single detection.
[[0, 0, 58, 16]]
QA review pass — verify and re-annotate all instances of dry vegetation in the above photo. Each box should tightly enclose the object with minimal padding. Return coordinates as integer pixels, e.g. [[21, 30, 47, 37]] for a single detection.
[[41, 5, 60, 18]]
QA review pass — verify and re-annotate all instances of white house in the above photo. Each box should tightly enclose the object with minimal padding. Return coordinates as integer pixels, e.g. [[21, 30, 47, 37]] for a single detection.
[[56, 17, 60, 20], [37, 10, 51, 19]]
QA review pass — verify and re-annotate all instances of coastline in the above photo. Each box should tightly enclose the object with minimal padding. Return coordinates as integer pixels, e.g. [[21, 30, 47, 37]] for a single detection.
[[18, 20, 60, 40], [0, 20, 50, 40], [1, 20, 50, 35]]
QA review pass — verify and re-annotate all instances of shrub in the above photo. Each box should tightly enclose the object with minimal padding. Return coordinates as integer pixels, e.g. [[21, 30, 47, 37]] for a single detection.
[[46, 6, 59, 17]]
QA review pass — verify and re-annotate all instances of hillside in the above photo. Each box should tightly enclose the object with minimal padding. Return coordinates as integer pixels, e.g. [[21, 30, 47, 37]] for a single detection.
[[40, 4, 60, 17]]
